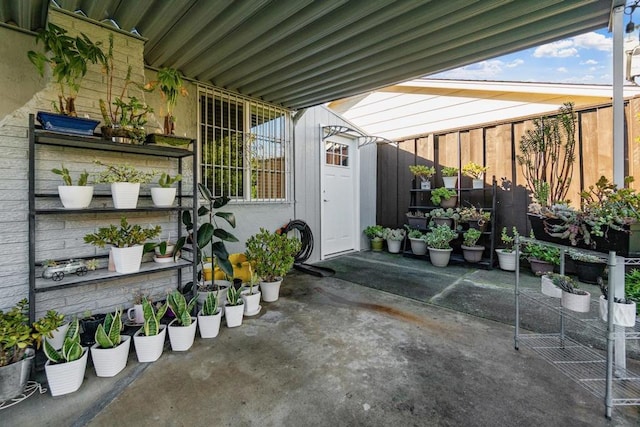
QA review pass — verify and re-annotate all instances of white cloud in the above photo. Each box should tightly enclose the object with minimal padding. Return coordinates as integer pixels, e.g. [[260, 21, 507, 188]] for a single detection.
[[533, 31, 612, 58], [533, 40, 577, 58], [581, 59, 598, 65], [557, 67, 568, 73], [506, 59, 524, 68], [572, 32, 612, 52]]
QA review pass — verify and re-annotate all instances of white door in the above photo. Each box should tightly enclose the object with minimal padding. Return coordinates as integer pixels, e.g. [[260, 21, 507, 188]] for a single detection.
[[321, 135, 358, 257]]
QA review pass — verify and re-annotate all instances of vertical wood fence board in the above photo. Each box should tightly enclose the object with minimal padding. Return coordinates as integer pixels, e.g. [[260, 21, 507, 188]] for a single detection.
[[597, 107, 614, 185], [628, 98, 640, 190]]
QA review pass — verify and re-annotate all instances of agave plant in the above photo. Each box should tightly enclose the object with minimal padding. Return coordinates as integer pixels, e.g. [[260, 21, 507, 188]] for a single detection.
[[141, 297, 167, 336], [201, 292, 219, 316], [94, 310, 123, 349], [167, 290, 196, 326], [226, 286, 243, 307], [43, 317, 83, 363]]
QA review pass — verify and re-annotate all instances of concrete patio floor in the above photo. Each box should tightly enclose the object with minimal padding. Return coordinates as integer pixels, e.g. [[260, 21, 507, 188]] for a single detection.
[[3, 250, 640, 426]]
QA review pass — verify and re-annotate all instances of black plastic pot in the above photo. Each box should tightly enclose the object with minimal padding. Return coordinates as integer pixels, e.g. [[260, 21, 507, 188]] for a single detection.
[[573, 259, 607, 284], [79, 314, 107, 346]]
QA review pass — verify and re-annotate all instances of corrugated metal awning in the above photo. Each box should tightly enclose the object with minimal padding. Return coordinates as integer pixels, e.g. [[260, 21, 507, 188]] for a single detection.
[[0, 0, 624, 110]]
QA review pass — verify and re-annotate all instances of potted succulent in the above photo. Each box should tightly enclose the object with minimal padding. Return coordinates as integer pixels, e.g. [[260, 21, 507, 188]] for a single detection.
[[363, 224, 385, 251], [90, 309, 130, 377], [0, 300, 63, 401], [496, 227, 519, 271], [521, 234, 560, 276], [428, 207, 459, 229], [133, 297, 168, 362], [430, 187, 457, 208], [405, 211, 428, 230], [540, 272, 563, 298], [198, 291, 222, 338], [382, 227, 406, 254], [146, 67, 189, 137], [553, 274, 590, 313], [462, 162, 488, 189], [241, 268, 262, 316], [27, 23, 106, 133], [424, 224, 458, 267], [567, 250, 607, 284], [245, 227, 302, 302], [43, 317, 88, 396], [441, 166, 459, 189], [166, 290, 198, 351], [83, 217, 161, 274], [409, 164, 436, 189], [151, 172, 182, 207], [94, 160, 156, 209], [225, 285, 245, 328], [458, 207, 490, 232], [51, 164, 93, 209], [598, 277, 636, 327], [626, 269, 640, 315], [461, 228, 484, 263], [406, 227, 427, 256]]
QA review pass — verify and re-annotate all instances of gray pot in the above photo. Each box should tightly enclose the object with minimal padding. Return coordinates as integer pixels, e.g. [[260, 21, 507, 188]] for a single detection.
[[0, 348, 34, 402]]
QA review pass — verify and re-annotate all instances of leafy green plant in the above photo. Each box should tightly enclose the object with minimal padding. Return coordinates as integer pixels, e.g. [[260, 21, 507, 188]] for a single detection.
[[458, 207, 490, 223], [405, 226, 424, 239], [463, 228, 482, 247], [568, 250, 605, 264], [363, 225, 384, 239], [626, 269, 640, 313], [83, 217, 161, 248], [226, 286, 243, 307], [167, 290, 197, 327], [552, 274, 587, 295], [461, 162, 487, 179], [52, 164, 89, 186], [43, 317, 83, 364], [522, 237, 560, 265], [157, 172, 182, 188], [409, 165, 435, 180], [246, 266, 261, 295], [245, 228, 302, 282], [146, 67, 189, 134], [93, 160, 155, 184], [382, 227, 406, 241], [430, 187, 457, 205], [201, 291, 219, 316], [500, 227, 520, 253], [94, 309, 123, 349], [27, 23, 106, 116], [441, 166, 458, 177], [429, 208, 460, 220], [424, 224, 457, 249], [141, 297, 167, 336]]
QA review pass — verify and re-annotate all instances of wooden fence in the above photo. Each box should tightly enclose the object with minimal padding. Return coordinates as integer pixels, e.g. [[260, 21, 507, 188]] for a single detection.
[[377, 97, 640, 237]]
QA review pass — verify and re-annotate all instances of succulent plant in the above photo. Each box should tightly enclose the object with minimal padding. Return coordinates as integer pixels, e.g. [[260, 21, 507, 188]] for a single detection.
[[201, 292, 219, 316], [167, 290, 196, 327], [141, 297, 167, 336], [94, 309, 123, 349], [43, 317, 83, 364], [226, 285, 243, 307]]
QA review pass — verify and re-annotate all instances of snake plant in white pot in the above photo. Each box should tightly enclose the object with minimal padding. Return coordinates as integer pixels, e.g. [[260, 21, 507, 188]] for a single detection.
[[43, 317, 88, 396], [133, 297, 168, 362], [225, 285, 244, 328], [240, 269, 262, 316], [198, 291, 222, 338], [90, 309, 130, 377], [167, 290, 197, 351]]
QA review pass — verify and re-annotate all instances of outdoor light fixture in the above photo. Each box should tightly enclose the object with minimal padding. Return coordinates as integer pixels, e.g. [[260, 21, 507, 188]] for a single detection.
[[626, 0, 640, 33]]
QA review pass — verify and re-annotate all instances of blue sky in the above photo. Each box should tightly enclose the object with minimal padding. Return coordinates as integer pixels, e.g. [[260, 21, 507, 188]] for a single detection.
[[429, 28, 619, 84]]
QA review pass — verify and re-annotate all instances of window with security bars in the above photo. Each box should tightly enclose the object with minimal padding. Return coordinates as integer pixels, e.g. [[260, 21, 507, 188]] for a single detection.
[[199, 87, 290, 201]]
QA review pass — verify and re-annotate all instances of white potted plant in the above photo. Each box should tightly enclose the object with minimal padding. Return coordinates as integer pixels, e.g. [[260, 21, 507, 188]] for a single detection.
[[424, 224, 457, 267], [496, 227, 519, 271], [198, 291, 222, 338], [430, 187, 457, 208], [553, 274, 591, 313], [94, 160, 155, 209], [462, 162, 488, 189], [409, 164, 436, 190], [241, 269, 262, 316], [43, 317, 88, 396], [166, 290, 197, 351], [133, 297, 168, 362], [406, 227, 427, 256], [51, 164, 93, 209], [540, 273, 563, 298], [441, 166, 459, 189], [245, 228, 302, 302], [461, 228, 484, 263], [90, 309, 130, 377], [83, 217, 161, 274], [225, 285, 245, 328], [382, 227, 406, 254], [598, 278, 636, 327], [151, 172, 182, 207], [151, 236, 177, 264]]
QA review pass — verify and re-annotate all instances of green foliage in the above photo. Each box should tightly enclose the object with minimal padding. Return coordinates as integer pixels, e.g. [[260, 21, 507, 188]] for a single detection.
[[201, 292, 219, 316], [43, 317, 83, 364], [409, 165, 435, 179], [626, 270, 640, 314], [245, 228, 302, 282], [167, 291, 196, 327], [429, 208, 460, 220], [461, 162, 487, 179], [424, 224, 457, 249], [157, 172, 182, 188], [94, 309, 122, 349], [500, 227, 520, 253], [551, 274, 587, 295], [141, 297, 167, 337], [226, 286, 243, 307], [567, 250, 605, 263], [0, 300, 64, 367], [93, 160, 155, 184], [148, 67, 188, 117], [430, 187, 457, 205], [405, 226, 424, 239], [27, 23, 106, 116], [463, 228, 482, 247], [458, 207, 490, 223], [441, 166, 458, 177], [83, 216, 161, 248], [51, 164, 89, 186], [363, 225, 384, 239], [522, 238, 561, 265], [517, 102, 576, 207], [382, 227, 406, 241]]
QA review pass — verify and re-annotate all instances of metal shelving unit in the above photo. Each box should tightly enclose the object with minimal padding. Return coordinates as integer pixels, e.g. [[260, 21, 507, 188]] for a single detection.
[[27, 114, 198, 322], [514, 236, 640, 418]]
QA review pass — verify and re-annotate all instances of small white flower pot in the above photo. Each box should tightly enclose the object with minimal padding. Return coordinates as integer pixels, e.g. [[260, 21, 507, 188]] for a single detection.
[[111, 182, 140, 209], [241, 289, 262, 316], [168, 318, 197, 351], [599, 296, 636, 327], [225, 303, 245, 328], [387, 239, 402, 254], [409, 238, 427, 256], [496, 249, 516, 272], [428, 247, 452, 267], [90, 335, 131, 377], [561, 290, 591, 313], [44, 348, 88, 396], [198, 309, 222, 338], [151, 187, 177, 207], [260, 279, 283, 302], [442, 176, 457, 189], [472, 179, 484, 189], [420, 179, 431, 189], [111, 245, 144, 274], [540, 275, 562, 298], [45, 322, 70, 350], [58, 185, 93, 209], [133, 325, 167, 362]]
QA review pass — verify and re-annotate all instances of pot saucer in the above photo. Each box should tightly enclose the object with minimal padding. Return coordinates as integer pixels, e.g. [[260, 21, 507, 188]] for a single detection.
[[124, 320, 144, 328], [244, 305, 262, 317], [153, 256, 175, 264]]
